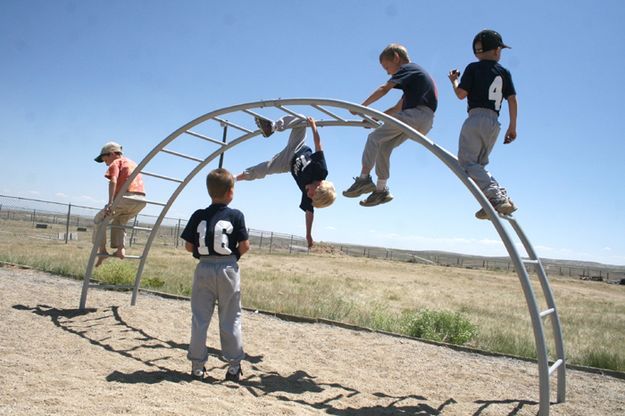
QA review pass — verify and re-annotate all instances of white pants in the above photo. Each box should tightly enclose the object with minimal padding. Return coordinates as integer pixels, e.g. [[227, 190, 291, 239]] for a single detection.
[[92, 193, 146, 250]]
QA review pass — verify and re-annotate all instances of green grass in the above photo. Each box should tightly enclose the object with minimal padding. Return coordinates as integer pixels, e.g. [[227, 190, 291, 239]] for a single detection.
[[2, 220, 625, 372]]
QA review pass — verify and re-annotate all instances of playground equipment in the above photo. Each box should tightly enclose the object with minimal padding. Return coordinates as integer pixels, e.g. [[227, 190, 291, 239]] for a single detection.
[[79, 98, 565, 415]]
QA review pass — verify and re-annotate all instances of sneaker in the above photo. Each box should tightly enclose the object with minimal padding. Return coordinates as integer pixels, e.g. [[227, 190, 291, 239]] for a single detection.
[[475, 199, 518, 220], [225, 365, 242, 382], [255, 117, 275, 138], [342, 176, 376, 198], [475, 208, 489, 220], [359, 188, 394, 207], [192, 366, 206, 380]]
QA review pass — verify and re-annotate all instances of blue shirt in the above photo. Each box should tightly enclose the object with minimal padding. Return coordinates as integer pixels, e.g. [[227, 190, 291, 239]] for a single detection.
[[459, 60, 516, 115], [390, 63, 438, 112], [290, 146, 328, 213], [181, 204, 248, 259]]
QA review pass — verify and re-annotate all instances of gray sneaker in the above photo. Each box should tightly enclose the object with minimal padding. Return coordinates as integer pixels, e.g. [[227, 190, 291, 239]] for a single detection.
[[343, 176, 376, 198], [359, 188, 393, 207], [475, 199, 517, 220], [255, 117, 275, 137]]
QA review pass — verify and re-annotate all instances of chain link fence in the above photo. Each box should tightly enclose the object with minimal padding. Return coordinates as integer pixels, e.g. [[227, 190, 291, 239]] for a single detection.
[[1, 194, 624, 283]]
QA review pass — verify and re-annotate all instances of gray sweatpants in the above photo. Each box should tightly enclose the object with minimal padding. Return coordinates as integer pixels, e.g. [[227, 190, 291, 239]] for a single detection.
[[92, 193, 146, 250], [242, 115, 306, 180], [457, 108, 507, 203], [187, 255, 244, 370], [362, 106, 434, 180]]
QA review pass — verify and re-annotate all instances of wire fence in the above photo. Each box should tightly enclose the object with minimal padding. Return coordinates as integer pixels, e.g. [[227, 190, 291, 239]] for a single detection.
[[1, 194, 624, 283]]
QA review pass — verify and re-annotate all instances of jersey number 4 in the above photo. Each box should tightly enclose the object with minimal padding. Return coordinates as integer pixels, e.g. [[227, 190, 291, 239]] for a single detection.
[[488, 76, 504, 111], [196, 220, 233, 256]]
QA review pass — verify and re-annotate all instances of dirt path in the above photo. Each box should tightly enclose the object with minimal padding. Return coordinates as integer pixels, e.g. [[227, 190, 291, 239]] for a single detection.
[[1, 266, 624, 415]]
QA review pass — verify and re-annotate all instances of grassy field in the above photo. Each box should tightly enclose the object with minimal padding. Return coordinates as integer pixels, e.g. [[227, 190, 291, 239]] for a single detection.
[[1, 219, 624, 372]]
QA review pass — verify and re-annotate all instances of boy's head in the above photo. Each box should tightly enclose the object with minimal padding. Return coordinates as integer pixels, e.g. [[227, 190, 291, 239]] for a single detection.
[[305, 180, 336, 209], [94, 141, 123, 163], [473, 29, 510, 61], [206, 168, 235, 203], [379, 44, 410, 75]]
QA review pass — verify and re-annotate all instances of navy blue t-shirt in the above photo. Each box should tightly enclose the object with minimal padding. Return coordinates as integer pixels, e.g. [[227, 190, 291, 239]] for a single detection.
[[458, 60, 516, 115], [180, 204, 248, 259], [389, 63, 438, 112], [290, 146, 328, 213]]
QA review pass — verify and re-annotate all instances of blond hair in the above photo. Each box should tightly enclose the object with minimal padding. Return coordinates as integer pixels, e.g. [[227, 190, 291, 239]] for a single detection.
[[312, 180, 336, 208], [206, 168, 234, 199], [379, 43, 410, 63]]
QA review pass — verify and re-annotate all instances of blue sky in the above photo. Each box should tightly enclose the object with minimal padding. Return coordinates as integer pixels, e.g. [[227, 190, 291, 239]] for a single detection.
[[1, 0, 624, 265]]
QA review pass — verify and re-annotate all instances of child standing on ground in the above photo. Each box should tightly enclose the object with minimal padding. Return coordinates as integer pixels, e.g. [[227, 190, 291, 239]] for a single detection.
[[343, 43, 438, 207], [236, 115, 335, 248], [448, 29, 518, 219], [181, 168, 250, 382]]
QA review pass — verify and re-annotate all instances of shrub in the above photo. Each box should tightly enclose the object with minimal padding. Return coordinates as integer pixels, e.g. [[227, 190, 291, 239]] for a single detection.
[[402, 309, 478, 345]]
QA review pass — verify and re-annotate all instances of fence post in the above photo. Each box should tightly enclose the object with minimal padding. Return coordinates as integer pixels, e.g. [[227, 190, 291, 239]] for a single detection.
[[269, 232, 274, 254], [289, 234, 293, 254], [175, 218, 181, 248], [259, 231, 263, 250], [32, 209, 36, 225], [65, 203, 72, 244], [129, 216, 138, 247]]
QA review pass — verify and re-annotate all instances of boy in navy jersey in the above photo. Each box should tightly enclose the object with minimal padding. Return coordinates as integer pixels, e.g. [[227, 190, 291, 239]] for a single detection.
[[448, 29, 518, 219], [181, 168, 250, 382], [343, 43, 438, 207], [236, 115, 335, 248]]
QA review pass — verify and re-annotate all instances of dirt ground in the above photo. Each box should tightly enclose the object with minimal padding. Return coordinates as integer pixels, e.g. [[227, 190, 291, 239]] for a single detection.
[[1, 266, 624, 416]]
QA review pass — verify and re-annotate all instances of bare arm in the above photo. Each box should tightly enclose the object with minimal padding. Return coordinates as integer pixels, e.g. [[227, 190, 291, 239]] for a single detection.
[[448, 69, 468, 100], [184, 241, 194, 253], [307, 117, 321, 152], [305, 210, 314, 248], [237, 240, 250, 257], [504, 95, 517, 144], [384, 97, 403, 115], [362, 81, 396, 107]]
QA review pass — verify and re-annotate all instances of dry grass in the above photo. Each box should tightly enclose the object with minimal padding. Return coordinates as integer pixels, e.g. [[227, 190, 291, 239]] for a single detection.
[[1, 219, 624, 371]]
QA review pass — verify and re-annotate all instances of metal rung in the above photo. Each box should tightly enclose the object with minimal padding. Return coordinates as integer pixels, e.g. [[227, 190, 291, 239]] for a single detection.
[[276, 105, 305, 119], [242, 108, 266, 120], [121, 195, 167, 207], [549, 359, 564, 376], [184, 130, 227, 146], [160, 148, 204, 163], [540, 308, 555, 318], [96, 254, 142, 260], [359, 113, 381, 128], [312, 104, 346, 122], [212, 117, 253, 134], [109, 224, 153, 232], [89, 284, 134, 290], [142, 171, 183, 183], [523, 259, 540, 264]]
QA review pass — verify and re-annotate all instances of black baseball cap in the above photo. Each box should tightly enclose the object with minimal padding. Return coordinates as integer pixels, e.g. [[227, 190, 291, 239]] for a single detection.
[[473, 29, 510, 54]]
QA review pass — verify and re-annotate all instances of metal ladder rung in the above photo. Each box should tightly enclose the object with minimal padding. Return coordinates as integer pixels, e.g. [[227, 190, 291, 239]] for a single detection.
[[549, 359, 564, 376], [276, 104, 306, 119], [121, 195, 167, 207], [312, 104, 346, 122], [184, 130, 227, 146], [523, 259, 540, 264], [359, 113, 381, 128], [109, 224, 152, 232], [160, 148, 204, 163], [89, 284, 134, 290], [212, 117, 253, 134], [539, 308, 555, 318], [242, 108, 266, 120], [142, 171, 184, 183], [96, 253, 142, 260]]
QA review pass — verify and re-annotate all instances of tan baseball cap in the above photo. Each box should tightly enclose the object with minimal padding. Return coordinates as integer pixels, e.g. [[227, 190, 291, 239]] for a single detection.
[[94, 141, 123, 163]]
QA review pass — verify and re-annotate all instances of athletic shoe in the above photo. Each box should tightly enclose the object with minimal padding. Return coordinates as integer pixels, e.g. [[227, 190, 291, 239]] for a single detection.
[[225, 365, 242, 382], [475, 199, 518, 220], [342, 176, 376, 198], [255, 117, 275, 138], [359, 188, 394, 207], [192, 366, 206, 380]]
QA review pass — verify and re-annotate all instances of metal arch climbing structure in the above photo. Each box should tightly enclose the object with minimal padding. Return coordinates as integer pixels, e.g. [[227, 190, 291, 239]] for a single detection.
[[79, 98, 565, 415]]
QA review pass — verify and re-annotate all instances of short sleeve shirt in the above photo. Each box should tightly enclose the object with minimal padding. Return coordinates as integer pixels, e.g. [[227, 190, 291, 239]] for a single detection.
[[105, 157, 145, 196], [390, 63, 438, 112], [290, 146, 328, 213], [458, 60, 516, 114], [180, 204, 248, 259]]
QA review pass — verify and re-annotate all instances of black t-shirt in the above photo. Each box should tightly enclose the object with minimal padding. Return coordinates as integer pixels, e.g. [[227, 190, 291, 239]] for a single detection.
[[180, 204, 248, 259], [390, 63, 438, 112], [458, 60, 516, 114], [290, 146, 328, 213]]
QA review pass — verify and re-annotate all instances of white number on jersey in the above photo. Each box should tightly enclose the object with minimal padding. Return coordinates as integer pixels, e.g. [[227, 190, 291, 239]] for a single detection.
[[488, 75, 503, 111], [196, 220, 234, 255]]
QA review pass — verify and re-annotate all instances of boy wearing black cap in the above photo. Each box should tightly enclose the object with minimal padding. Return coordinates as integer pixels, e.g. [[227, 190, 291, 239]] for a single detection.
[[448, 29, 518, 219]]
